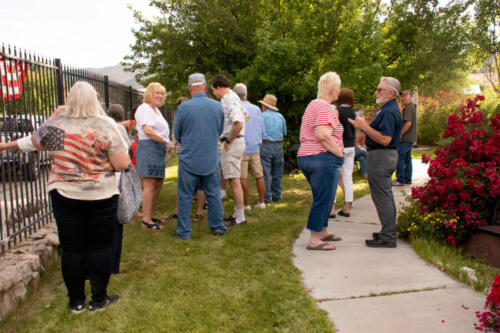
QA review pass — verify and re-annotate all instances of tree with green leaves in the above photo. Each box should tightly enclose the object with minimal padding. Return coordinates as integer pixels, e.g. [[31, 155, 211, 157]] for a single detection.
[[382, 0, 473, 95], [471, 0, 500, 95], [124, 0, 476, 144]]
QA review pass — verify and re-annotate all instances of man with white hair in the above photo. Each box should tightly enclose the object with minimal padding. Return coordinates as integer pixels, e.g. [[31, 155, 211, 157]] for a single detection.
[[349, 77, 402, 248], [233, 83, 266, 210]]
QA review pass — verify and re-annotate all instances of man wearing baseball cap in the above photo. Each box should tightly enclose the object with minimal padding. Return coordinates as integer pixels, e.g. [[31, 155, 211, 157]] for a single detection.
[[173, 73, 227, 239]]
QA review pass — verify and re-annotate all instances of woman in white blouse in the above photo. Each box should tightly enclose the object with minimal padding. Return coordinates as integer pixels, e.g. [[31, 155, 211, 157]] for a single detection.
[[135, 82, 171, 230]]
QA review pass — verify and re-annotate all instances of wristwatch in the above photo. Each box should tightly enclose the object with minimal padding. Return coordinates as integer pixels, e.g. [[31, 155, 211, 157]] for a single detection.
[[226, 138, 232, 144]]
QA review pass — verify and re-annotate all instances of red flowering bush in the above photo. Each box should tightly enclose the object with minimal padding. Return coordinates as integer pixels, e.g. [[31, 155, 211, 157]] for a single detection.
[[475, 274, 500, 332], [411, 95, 500, 244]]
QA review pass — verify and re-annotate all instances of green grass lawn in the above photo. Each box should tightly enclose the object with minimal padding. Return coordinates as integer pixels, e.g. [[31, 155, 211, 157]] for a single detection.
[[411, 146, 438, 159], [1, 157, 369, 333], [410, 237, 500, 294]]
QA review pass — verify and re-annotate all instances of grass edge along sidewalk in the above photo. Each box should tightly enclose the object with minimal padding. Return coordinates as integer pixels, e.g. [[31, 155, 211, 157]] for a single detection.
[[0, 156, 369, 333]]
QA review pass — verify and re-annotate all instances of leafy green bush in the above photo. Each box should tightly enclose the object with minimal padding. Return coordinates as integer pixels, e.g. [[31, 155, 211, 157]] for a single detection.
[[417, 90, 466, 145], [417, 110, 449, 145], [397, 196, 458, 242]]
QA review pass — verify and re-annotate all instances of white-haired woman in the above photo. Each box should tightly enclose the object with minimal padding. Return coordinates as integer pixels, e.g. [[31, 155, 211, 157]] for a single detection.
[[0, 81, 130, 312], [135, 82, 171, 230], [297, 72, 344, 251]]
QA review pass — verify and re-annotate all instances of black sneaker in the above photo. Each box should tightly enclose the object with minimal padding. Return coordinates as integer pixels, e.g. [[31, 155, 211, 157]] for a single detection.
[[70, 300, 86, 314], [88, 294, 119, 312], [227, 220, 246, 227], [365, 238, 396, 248]]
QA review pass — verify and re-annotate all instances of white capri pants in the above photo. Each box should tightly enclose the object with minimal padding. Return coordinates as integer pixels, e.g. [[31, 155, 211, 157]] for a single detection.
[[339, 147, 355, 202]]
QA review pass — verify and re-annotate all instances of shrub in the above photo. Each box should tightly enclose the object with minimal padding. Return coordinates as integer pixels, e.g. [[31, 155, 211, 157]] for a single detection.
[[475, 274, 500, 332], [403, 95, 500, 244], [397, 197, 458, 243], [417, 90, 467, 145]]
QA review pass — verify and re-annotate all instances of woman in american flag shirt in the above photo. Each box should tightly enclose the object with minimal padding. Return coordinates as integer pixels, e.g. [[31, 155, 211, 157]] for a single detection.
[[2, 81, 131, 313]]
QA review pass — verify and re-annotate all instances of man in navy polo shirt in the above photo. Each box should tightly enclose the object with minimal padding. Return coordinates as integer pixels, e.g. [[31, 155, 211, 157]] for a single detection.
[[349, 77, 402, 248], [173, 73, 227, 239]]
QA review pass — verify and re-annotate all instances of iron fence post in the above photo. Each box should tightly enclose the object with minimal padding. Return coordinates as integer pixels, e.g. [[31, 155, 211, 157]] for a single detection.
[[128, 86, 133, 113], [104, 75, 110, 110], [55, 59, 64, 106]]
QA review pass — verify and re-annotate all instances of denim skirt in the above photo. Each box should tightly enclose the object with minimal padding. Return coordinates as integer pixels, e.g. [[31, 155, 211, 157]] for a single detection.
[[136, 139, 166, 178]]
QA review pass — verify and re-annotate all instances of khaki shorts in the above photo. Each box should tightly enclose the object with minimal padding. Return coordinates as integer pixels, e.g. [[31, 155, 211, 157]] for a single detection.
[[220, 138, 245, 179], [240, 152, 263, 178]]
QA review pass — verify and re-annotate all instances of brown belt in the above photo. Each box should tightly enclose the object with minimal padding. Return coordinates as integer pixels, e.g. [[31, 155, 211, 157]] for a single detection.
[[262, 140, 282, 144]]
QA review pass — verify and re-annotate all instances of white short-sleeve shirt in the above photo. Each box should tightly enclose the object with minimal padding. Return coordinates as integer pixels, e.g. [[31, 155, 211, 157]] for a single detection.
[[135, 103, 170, 141], [221, 90, 246, 137]]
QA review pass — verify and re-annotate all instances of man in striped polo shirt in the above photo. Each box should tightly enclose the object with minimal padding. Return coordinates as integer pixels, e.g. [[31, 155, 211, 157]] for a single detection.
[[258, 94, 287, 204]]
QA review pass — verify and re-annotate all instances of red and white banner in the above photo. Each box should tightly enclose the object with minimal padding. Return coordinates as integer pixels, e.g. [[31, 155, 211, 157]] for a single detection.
[[0, 56, 29, 102]]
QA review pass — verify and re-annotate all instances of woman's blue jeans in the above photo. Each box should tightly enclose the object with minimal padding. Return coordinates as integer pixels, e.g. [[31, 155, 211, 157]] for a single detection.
[[298, 152, 344, 233]]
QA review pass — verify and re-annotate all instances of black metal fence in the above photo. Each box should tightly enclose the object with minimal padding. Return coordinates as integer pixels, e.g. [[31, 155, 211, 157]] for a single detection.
[[0, 44, 172, 253]]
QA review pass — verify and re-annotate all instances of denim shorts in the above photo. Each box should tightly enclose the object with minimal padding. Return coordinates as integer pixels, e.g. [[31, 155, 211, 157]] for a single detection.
[[136, 139, 166, 178]]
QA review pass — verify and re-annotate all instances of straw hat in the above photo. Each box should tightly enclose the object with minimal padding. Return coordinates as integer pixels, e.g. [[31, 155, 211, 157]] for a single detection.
[[258, 94, 279, 111]]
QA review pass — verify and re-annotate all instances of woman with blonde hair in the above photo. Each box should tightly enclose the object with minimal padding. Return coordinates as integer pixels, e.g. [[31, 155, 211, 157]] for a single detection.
[[0, 81, 130, 312], [135, 82, 171, 230], [297, 72, 344, 251]]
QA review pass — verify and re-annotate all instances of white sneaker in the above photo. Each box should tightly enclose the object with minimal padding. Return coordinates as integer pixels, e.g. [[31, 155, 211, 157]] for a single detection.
[[244, 205, 251, 211], [220, 190, 227, 199], [254, 202, 266, 209], [235, 208, 245, 223]]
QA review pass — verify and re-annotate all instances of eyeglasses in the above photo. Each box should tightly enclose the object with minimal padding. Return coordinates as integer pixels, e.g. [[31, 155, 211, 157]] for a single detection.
[[375, 88, 390, 93]]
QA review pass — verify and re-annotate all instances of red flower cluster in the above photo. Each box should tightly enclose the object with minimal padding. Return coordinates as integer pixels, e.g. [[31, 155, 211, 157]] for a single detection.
[[475, 274, 500, 332], [411, 96, 500, 244]]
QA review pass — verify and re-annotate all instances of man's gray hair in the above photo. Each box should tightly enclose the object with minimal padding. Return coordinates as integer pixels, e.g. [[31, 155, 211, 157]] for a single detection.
[[380, 77, 401, 97], [233, 83, 247, 100]]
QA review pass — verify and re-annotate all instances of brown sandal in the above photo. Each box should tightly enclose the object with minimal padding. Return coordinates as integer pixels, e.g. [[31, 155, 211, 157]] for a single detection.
[[193, 214, 204, 222], [306, 243, 336, 251], [321, 234, 342, 241]]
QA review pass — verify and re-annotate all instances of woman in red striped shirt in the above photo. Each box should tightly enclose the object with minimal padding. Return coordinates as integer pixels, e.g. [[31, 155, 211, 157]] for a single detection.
[[297, 72, 344, 251]]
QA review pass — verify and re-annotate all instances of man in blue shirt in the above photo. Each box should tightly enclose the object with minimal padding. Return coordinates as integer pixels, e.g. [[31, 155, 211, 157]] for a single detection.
[[349, 77, 402, 248], [173, 73, 226, 239], [258, 94, 287, 204], [233, 83, 266, 209]]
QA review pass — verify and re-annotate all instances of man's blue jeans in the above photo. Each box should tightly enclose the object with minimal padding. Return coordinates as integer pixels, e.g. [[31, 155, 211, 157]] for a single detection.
[[298, 152, 344, 233], [355, 149, 368, 175], [177, 161, 226, 239], [396, 141, 413, 184], [260, 144, 284, 203]]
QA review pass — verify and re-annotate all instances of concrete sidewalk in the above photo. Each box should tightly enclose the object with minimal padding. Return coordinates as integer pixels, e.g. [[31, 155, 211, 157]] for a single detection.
[[292, 159, 485, 332]]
